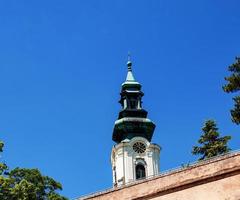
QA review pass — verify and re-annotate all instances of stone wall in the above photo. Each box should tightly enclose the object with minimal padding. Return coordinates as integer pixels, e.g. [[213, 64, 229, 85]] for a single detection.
[[78, 151, 240, 200]]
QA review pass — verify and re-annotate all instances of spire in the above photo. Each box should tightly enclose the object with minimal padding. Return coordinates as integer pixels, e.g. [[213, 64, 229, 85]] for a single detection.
[[126, 53, 135, 82], [112, 56, 155, 143]]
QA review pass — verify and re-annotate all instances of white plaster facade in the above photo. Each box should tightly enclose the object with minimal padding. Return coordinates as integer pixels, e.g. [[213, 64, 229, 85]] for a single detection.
[[111, 136, 160, 186]]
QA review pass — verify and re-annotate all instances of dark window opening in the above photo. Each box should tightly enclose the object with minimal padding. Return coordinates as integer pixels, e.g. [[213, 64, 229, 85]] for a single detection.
[[136, 164, 146, 180], [129, 99, 137, 109]]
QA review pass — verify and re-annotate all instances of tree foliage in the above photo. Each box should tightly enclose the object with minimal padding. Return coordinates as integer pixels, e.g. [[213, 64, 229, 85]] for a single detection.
[[192, 120, 231, 160], [0, 142, 3, 152], [223, 57, 240, 124], [0, 140, 68, 200]]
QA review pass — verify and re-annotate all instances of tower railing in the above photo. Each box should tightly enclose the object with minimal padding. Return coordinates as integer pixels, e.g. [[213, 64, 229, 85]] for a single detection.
[[76, 149, 240, 200]]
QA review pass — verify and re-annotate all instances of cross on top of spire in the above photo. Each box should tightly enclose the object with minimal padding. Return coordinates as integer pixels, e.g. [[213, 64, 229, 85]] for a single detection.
[[125, 52, 136, 82], [127, 52, 132, 71]]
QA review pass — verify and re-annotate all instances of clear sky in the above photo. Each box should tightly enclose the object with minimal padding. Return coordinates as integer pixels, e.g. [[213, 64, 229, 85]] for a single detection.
[[0, 0, 239, 199]]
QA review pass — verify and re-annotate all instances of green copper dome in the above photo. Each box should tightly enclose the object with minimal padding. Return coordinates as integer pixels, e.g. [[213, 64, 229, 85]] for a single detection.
[[112, 59, 156, 143]]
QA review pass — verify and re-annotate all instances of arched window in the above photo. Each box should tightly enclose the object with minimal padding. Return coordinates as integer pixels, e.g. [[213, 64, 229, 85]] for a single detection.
[[129, 99, 137, 109], [135, 163, 146, 180]]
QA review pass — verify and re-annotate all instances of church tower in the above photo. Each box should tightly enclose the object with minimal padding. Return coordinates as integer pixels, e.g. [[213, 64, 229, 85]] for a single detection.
[[111, 58, 160, 187]]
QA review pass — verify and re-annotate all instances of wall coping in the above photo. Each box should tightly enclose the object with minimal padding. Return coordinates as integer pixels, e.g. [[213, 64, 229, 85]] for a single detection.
[[76, 149, 240, 200]]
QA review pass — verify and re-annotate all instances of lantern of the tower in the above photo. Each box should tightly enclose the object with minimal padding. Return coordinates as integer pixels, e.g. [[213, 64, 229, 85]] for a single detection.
[[111, 59, 160, 187]]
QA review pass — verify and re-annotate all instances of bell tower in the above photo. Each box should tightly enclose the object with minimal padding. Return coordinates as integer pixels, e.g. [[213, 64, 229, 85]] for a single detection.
[[111, 58, 160, 187]]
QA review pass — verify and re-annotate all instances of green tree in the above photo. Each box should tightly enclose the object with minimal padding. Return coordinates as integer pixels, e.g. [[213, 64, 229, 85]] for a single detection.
[[192, 120, 231, 160], [0, 141, 8, 178], [0, 140, 68, 200], [223, 57, 240, 124], [0, 141, 3, 152]]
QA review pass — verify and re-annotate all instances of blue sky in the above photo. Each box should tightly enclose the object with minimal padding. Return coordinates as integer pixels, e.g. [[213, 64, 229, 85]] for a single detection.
[[0, 0, 239, 198]]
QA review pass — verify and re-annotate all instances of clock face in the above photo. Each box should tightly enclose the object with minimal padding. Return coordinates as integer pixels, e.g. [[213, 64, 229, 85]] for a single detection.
[[133, 142, 146, 154]]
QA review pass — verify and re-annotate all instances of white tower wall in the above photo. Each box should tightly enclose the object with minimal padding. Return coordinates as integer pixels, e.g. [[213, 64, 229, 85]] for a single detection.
[[111, 137, 160, 186]]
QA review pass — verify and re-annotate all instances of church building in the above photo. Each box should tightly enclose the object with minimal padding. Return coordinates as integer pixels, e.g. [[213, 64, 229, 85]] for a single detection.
[[78, 59, 240, 200]]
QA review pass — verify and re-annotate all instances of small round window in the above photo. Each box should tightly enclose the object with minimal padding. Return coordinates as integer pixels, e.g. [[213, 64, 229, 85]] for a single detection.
[[133, 142, 146, 154]]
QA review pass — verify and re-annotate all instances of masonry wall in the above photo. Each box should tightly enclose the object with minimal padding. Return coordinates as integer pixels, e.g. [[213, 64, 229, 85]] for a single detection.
[[149, 174, 240, 200], [78, 151, 240, 200]]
